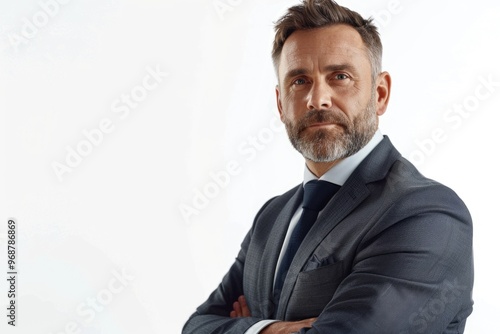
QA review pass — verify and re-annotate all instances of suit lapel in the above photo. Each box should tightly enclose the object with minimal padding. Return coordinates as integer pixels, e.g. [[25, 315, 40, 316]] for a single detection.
[[257, 184, 303, 318], [275, 137, 402, 319], [275, 176, 370, 318]]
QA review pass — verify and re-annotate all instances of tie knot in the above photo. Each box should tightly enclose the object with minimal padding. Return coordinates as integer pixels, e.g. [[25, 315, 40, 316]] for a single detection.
[[302, 180, 340, 212]]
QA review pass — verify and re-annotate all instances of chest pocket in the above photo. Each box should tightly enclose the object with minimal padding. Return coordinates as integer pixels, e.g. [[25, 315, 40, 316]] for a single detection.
[[285, 261, 345, 320]]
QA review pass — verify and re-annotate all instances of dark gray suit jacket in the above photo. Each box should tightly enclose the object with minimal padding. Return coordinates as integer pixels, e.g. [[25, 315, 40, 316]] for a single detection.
[[183, 137, 473, 333]]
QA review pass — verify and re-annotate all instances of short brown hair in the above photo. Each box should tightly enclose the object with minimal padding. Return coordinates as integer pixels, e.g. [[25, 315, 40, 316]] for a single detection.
[[272, 0, 382, 80]]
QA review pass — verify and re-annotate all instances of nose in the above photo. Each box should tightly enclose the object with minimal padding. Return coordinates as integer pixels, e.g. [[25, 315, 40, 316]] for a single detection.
[[307, 80, 333, 110]]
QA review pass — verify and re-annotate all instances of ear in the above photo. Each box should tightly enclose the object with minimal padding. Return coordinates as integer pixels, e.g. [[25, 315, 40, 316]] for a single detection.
[[375, 71, 391, 116], [275, 85, 285, 122]]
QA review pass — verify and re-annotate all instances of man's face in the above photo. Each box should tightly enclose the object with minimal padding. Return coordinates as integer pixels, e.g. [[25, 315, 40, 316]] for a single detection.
[[276, 24, 387, 163]]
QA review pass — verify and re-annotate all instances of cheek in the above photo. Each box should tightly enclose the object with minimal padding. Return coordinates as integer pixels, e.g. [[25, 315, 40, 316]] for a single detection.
[[282, 90, 298, 105], [282, 90, 307, 113], [338, 89, 371, 117]]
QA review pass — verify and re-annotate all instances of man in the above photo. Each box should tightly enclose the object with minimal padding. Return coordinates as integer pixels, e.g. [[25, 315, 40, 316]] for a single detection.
[[183, 0, 473, 333]]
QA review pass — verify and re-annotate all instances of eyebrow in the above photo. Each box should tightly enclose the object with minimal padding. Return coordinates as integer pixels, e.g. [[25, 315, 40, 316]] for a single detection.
[[283, 63, 357, 83], [324, 64, 357, 74]]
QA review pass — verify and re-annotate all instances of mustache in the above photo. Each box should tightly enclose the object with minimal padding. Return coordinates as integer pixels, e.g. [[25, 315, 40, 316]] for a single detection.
[[297, 109, 349, 132]]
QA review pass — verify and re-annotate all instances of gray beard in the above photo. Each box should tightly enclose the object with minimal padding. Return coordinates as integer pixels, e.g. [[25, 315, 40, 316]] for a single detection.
[[284, 95, 378, 162]]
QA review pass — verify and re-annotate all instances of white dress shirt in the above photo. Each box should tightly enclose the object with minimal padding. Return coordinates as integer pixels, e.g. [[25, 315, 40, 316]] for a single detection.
[[245, 130, 384, 333]]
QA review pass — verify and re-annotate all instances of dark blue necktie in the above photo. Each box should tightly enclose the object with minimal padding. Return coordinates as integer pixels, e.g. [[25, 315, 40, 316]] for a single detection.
[[274, 180, 341, 302]]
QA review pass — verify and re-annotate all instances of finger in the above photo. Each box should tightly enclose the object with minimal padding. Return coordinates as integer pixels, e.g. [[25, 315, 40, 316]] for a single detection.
[[230, 310, 237, 318], [238, 295, 251, 317], [304, 317, 318, 326], [232, 301, 242, 317]]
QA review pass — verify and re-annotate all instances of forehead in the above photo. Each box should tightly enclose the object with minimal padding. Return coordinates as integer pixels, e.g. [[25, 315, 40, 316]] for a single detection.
[[278, 24, 370, 76]]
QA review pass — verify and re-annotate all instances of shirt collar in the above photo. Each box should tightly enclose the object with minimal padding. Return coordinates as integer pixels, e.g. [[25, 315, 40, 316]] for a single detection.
[[303, 129, 384, 186]]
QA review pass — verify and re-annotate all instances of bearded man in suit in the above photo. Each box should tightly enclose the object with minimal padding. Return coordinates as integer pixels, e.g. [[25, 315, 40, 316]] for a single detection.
[[183, 1, 473, 333]]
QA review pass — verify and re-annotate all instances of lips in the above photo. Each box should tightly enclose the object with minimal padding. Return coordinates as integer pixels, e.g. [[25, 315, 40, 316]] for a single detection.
[[307, 122, 339, 128], [295, 110, 349, 136]]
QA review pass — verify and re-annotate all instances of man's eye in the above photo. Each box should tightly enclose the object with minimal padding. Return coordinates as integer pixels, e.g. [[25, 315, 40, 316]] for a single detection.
[[293, 78, 307, 85], [335, 73, 349, 80]]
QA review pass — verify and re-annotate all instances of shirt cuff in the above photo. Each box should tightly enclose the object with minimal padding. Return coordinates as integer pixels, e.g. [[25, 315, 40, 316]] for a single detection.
[[244, 320, 279, 334]]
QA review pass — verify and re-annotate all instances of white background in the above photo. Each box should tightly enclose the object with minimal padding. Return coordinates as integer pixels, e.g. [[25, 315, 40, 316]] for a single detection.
[[1, 0, 499, 333]]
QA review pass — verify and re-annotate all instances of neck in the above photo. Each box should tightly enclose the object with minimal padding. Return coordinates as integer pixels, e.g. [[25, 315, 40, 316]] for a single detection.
[[305, 159, 343, 178]]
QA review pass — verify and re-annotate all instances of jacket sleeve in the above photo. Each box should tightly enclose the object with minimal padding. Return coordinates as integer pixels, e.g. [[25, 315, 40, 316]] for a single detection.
[[182, 198, 277, 334], [299, 184, 473, 334]]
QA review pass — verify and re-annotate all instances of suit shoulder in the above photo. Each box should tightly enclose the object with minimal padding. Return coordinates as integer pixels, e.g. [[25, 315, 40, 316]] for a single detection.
[[381, 157, 471, 220], [387, 157, 458, 193], [253, 184, 301, 220]]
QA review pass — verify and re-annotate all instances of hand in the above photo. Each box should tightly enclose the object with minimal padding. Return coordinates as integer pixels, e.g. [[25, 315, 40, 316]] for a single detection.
[[229, 295, 251, 318], [260, 317, 317, 334]]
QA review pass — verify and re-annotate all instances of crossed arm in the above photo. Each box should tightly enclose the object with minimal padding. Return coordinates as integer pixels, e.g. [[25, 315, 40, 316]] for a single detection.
[[230, 295, 316, 334], [183, 185, 474, 334]]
